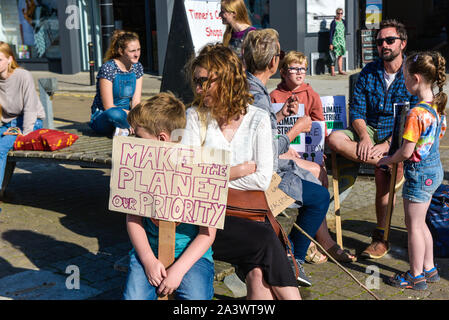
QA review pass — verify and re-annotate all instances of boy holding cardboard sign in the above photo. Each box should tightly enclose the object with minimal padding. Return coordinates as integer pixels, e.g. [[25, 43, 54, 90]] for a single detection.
[[122, 92, 216, 300], [270, 51, 356, 264]]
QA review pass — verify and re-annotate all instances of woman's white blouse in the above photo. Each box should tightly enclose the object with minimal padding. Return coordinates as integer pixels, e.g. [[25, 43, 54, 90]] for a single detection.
[[181, 105, 273, 191]]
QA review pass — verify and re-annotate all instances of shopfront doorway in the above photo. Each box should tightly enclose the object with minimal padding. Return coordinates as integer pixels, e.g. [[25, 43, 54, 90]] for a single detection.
[[112, 0, 158, 73]]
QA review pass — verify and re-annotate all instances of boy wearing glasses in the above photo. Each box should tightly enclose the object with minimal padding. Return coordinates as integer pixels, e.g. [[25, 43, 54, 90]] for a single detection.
[[328, 19, 419, 259], [270, 51, 325, 131], [270, 51, 358, 264]]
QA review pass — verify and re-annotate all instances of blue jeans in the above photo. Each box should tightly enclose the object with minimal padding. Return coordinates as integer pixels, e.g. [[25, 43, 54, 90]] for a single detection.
[[0, 117, 43, 187], [289, 179, 330, 262], [403, 158, 443, 203], [89, 107, 130, 136], [123, 253, 215, 300]]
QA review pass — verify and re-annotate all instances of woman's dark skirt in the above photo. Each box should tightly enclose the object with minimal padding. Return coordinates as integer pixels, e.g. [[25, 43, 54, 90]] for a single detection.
[[212, 215, 297, 287]]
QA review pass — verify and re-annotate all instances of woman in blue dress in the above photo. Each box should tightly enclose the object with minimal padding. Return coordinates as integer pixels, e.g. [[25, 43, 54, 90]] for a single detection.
[[90, 30, 143, 136]]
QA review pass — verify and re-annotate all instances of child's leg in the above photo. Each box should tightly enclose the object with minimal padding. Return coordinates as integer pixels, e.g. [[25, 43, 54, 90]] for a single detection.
[[123, 253, 158, 300], [404, 198, 434, 277], [175, 258, 214, 300]]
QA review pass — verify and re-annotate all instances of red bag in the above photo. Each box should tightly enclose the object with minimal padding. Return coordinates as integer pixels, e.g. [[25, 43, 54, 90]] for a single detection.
[[13, 129, 79, 151]]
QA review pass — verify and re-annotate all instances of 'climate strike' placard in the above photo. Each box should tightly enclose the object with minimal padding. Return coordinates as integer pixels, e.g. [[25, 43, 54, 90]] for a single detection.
[[321, 95, 347, 134], [184, 0, 226, 54], [109, 136, 231, 230], [272, 103, 325, 164]]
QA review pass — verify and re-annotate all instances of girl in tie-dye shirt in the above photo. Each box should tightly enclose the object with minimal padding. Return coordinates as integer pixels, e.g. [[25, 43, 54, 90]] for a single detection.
[[402, 101, 446, 162], [377, 51, 447, 291]]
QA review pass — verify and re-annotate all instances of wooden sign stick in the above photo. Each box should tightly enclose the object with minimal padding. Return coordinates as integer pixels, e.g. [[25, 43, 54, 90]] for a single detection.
[[331, 151, 343, 248], [383, 163, 398, 242], [157, 220, 176, 300]]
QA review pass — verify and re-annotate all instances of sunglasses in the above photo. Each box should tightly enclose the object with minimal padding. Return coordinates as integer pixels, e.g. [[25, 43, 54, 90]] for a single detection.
[[376, 36, 402, 46], [287, 67, 307, 74], [193, 77, 209, 87], [337, 12, 343, 15]]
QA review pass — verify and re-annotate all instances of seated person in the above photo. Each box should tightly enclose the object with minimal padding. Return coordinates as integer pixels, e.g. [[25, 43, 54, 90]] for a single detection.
[[0, 41, 45, 198], [89, 30, 143, 137], [270, 51, 356, 263], [123, 92, 216, 300], [183, 43, 301, 300], [242, 29, 330, 287]]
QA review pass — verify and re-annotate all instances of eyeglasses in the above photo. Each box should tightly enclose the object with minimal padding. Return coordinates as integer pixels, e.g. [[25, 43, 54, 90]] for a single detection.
[[275, 50, 285, 61], [287, 67, 307, 74], [193, 77, 209, 87], [376, 37, 402, 46], [337, 12, 343, 15]]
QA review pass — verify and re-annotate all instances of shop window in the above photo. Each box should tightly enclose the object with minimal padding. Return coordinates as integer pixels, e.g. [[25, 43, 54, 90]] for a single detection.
[[15, 0, 59, 60]]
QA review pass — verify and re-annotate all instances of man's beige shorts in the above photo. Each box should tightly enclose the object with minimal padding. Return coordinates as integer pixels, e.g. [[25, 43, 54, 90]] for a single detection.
[[340, 125, 386, 145]]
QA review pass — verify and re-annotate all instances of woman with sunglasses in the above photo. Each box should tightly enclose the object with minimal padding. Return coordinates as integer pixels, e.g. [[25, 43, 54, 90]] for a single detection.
[[329, 8, 347, 76], [220, 0, 256, 59], [183, 43, 301, 300]]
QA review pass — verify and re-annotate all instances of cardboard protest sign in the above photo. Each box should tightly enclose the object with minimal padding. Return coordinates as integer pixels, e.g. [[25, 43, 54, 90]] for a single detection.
[[109, 136, 231, 230], [321, 96, 347, 134], [272, 103, 325, 164], [265, 173, 295, 217]]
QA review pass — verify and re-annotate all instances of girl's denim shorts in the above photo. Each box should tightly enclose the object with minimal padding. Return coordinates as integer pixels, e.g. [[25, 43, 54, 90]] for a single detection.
[[402, 160, 443, 203]]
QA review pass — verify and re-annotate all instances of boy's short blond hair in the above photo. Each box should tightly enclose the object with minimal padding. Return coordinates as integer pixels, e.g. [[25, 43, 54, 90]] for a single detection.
[[127, 91, 186, 138], [279, 51, 308, 72]]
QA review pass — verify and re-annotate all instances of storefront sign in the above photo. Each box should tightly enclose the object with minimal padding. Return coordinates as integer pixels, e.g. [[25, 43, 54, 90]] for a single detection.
[[306, 0, 345, 33], [366, 0, 382, 29], [184, 0, 226, 54]]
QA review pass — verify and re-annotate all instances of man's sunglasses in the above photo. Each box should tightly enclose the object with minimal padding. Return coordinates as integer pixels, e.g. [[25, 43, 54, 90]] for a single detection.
[[376, 37, 402, 46]]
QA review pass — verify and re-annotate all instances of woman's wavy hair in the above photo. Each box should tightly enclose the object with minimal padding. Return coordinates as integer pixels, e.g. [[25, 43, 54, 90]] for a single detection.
[[187, 43, 253, 123], [221, 0, 252, 47], [103, 30, 139, 62], [0, 41, 19, 73], [405, 51, 447, 115]]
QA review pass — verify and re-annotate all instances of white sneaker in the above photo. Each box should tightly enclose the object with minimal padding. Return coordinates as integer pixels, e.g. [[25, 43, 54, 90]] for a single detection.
[[114, 128, 129, 136]]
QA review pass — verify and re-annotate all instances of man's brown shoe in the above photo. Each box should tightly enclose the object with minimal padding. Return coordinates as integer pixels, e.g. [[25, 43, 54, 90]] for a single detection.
[[360, 229, 389, 259]]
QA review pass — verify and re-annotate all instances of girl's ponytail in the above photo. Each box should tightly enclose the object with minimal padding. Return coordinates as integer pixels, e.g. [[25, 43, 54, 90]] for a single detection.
[[433, 52, 447, 116], [406, 51, 447, 116]]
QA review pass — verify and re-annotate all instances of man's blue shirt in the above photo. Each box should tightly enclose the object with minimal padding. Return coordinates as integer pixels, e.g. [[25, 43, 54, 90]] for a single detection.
[[350, 58, 419, 141]]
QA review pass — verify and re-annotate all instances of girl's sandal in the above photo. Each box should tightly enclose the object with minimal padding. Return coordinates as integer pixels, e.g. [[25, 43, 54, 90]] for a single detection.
[[326, 244, 357, 263], [305, 242, 328, 264]]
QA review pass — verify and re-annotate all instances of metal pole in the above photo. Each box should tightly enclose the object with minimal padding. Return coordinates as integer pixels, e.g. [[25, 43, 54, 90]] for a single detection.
[[100, 0, 115, 57], [88, 42, 95, 85]]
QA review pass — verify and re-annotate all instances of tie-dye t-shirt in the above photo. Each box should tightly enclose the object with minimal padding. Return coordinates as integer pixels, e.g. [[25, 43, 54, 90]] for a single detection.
[[402, 101, 446, 162]]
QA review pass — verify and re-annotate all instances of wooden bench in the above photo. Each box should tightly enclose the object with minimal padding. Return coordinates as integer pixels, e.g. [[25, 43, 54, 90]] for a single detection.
[[2, 124, 112, 196]]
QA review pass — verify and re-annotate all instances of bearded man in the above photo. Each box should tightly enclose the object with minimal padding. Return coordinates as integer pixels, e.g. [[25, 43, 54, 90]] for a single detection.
[[328, 19, 419, 259]]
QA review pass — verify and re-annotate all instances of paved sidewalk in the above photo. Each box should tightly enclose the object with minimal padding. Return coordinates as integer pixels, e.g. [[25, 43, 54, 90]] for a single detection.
[[0, 71, 448, 300]]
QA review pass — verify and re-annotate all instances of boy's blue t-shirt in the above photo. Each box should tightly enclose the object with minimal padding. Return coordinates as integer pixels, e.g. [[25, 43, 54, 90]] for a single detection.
[[130, 217, 214, 264]]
